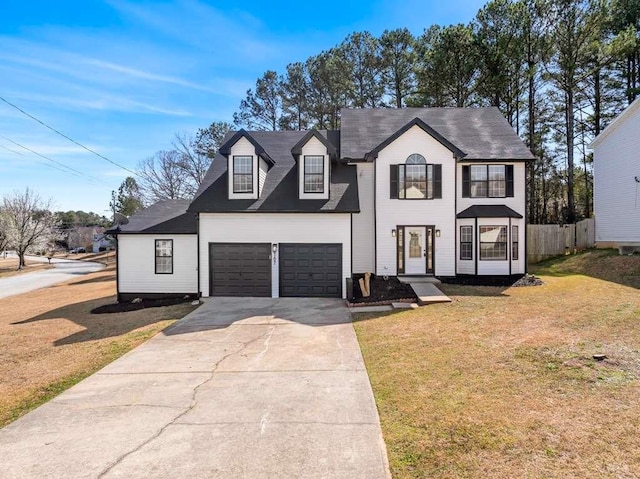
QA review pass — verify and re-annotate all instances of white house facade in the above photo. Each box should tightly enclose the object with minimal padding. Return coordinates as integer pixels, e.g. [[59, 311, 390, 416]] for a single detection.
[[591, 98, 640, 250], [110, 107, 534, 300]]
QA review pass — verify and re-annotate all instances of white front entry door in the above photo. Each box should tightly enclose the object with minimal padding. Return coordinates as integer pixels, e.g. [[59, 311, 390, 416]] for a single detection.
[[405, 227, 426, 275]]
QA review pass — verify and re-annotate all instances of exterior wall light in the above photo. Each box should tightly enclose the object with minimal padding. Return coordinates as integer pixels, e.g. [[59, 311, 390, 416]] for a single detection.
[[435, 229, 441, 237], [272, 244, 278, 253], [391, 229, 396, 237]]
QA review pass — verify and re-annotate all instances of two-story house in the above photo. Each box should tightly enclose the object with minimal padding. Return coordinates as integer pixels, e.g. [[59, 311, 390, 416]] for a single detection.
[[110, 107, 534, 301]]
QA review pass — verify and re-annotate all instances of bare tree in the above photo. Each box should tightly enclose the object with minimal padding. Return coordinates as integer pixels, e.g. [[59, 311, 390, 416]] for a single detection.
[[137, 150, 194, 203], [2, 188, 60, 269], [173, 133, 214, 187], [0, 208, 9, 253]]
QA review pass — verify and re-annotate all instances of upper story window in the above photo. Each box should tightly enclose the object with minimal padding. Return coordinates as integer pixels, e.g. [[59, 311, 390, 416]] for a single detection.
[[233, 156, 253, 193], [463, 164, 514, 198], [304, 156, 324, 193], [390, 154, 442, 200]]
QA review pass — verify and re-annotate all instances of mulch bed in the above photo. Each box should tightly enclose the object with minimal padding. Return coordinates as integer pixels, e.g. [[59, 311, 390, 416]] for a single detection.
[[350, 274, 417, 304], [91, 297, 197, 314], [440, 274, 543, 287]]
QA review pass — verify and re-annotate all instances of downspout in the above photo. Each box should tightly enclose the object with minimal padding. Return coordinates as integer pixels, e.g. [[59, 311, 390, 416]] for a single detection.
[[508, 217, 512, 276], [474, 217, 478, 276], [454, 158, 458, 276], [196, 213, 201, 298], [115, 234, 120, 302]]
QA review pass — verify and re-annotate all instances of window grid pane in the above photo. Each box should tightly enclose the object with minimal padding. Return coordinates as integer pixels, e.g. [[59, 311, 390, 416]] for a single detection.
[[405, 164, 427, 199], [155, 240, 173, 274], [460, 226, 473, 260], [304, 156, 324, 193], [233, 156, 253, 193], [479, 226, 507, 260], [512, 225, 519, 260]]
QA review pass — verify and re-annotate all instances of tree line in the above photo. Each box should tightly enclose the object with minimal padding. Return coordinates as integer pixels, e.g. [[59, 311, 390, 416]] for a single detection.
[[229, 0, 640, 225]]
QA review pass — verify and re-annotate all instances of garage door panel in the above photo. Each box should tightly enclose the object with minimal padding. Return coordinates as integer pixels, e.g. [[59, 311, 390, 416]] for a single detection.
[[209, 243, 271, 297], [279, 243, 342, 298]]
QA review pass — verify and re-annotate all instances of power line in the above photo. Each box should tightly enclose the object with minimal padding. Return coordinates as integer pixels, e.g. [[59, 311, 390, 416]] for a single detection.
[[0, 134, 109, 185], [0, 143, 70, 175], [0, 95, 139, 176]]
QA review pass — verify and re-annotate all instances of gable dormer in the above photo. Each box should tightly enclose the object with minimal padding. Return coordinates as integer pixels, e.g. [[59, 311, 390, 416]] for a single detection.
[[218, 130, 274, 200], [291, 130, 337, 200]]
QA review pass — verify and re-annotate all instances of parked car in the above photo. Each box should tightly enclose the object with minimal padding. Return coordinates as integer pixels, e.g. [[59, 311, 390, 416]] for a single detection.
[[69, 247, 86, 254]]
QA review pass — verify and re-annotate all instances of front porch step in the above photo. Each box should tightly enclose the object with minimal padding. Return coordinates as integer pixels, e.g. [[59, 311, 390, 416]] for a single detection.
[[409, 283, 452, 305], [398, 276, 441, 284]]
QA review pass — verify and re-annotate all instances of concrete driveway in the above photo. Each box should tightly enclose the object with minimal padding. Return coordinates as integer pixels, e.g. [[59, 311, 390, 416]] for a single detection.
[[0, 254, 105, 300], [0, 297, 390, 479]]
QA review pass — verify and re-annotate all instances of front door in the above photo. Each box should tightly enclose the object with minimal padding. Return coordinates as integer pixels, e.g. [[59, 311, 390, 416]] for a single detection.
[[403, 226, 435, 275]]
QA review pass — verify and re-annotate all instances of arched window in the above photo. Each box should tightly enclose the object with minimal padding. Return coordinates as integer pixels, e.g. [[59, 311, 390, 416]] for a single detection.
[[406, 153, 426, 164], [399, 154, 431, 198]]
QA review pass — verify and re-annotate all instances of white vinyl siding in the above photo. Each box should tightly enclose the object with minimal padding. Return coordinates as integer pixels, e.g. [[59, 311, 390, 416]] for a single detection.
[[593, 101, 640, 244], [228, 137, 259, 200], [298, 136, 329, 200], [118, 235, 197, 293], [457, 162, 526, 216], [258, 157, 268, 196], [198, 213, 351, 298], [456, 218, 475, 274], [375, 125, 456, 276], [351, 162, 375, 273]]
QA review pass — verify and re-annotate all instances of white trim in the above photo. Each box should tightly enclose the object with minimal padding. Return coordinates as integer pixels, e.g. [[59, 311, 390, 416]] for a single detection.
[[590, 96, 640, 148]]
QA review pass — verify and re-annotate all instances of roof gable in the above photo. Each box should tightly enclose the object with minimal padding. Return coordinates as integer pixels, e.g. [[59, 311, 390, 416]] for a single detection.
[[364, 117, 466, 161], [218, 129, 275, 166], [291, 129, 338, 158]]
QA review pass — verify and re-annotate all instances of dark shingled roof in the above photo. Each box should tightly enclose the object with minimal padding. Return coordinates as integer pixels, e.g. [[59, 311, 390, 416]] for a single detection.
[[341, 107, 535, 161], [111, 199, 197, 234], [189, 130, 359, 213], [457, 205, 523, 218]]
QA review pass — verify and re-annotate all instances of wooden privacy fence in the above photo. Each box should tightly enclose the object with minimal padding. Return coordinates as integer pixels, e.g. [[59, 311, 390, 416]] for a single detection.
[[527, 218, 595, 264]]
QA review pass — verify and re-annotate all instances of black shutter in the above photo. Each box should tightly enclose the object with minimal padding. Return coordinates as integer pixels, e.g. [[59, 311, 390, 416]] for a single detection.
[[433, 164, 442, 199], [390, 165, 398, 199], [505, 165, 514, 197], [462, 165, 470, 198]]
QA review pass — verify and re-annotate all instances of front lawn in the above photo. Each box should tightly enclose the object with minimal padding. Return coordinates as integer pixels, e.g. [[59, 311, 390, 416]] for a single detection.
[[353, 249, 640, 478]]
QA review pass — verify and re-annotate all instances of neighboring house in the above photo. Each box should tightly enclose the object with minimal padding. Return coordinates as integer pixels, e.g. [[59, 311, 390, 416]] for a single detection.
[[591, 98, 640, 251], [92, 230, 112, 253], [109, 107, 534, 300]]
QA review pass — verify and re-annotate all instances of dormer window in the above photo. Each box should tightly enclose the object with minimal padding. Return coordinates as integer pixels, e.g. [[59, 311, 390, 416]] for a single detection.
[[304, 156, 324, 193], [233, 156, 253, 193]]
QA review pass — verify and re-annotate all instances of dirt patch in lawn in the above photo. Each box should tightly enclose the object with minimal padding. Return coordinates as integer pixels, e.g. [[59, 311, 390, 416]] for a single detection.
[[350, 274, 417, 304], [353, 250, 640, 478], [0, 265, 198, 428]]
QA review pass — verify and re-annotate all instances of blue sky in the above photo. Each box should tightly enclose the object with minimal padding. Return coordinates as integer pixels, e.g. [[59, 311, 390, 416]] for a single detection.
[[0, 0, 486, 215]]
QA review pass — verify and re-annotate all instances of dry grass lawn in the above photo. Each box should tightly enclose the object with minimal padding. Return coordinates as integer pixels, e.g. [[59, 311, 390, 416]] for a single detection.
[[354, 250, 640, 478], [0, 257, 54, 278], [0, 265, 197, 427]]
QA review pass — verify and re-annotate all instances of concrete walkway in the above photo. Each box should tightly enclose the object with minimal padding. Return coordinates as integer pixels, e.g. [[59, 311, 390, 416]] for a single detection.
[[0, 298, 390, 479], [0, 254, 105, 300], [409, 283, 452, 305]]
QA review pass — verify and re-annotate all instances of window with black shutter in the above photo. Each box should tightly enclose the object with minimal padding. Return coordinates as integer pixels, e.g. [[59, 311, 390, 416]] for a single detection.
[[390, 154, 442, 200], [461, 164, 514, 198]]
